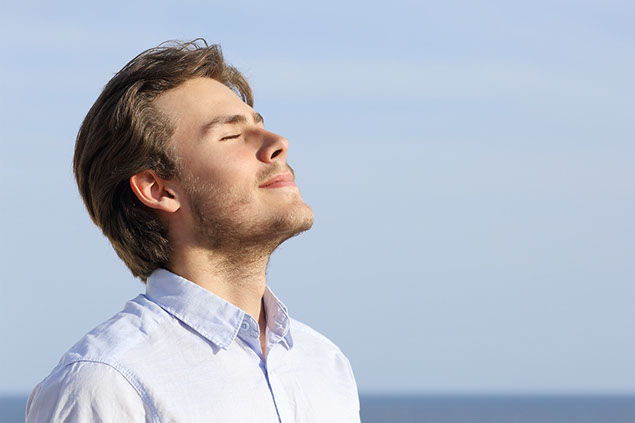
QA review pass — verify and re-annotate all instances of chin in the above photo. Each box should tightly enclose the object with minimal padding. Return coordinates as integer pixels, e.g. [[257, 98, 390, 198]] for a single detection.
[[251, 203, 313, 254], [276, 202, 314, 238], [189, 191, 315, 251]]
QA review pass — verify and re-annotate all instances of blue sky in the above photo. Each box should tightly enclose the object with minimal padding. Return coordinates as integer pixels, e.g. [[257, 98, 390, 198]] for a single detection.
[[1, 0, 634, 395]]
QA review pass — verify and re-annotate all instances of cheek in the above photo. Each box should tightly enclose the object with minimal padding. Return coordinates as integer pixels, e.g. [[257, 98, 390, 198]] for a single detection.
[[197, 163, 256, 200]]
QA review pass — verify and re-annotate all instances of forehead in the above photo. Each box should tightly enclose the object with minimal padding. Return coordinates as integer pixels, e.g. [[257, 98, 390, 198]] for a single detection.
[[153, 77, 252, 128]]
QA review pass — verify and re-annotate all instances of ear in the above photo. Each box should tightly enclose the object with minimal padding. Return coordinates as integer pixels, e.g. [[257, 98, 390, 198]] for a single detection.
[[130, 170, 181, 213]]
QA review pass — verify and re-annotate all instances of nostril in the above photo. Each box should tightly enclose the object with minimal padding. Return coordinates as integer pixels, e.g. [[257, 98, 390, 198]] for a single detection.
[[271, 149, 282, 159]]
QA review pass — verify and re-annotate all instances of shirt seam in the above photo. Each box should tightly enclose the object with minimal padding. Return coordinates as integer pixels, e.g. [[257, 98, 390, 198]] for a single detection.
[[63, 358, 160, 423]]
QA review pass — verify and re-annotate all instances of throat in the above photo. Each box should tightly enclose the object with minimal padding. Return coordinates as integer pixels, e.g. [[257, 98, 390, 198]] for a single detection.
[[259, 298, 268, 357]]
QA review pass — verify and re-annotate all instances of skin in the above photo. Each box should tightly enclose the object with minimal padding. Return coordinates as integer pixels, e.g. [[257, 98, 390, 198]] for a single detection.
[[129, 77, 314, 357]]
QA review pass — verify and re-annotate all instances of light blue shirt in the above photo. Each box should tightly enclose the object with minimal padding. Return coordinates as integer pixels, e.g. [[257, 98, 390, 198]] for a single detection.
[[26, 269, 360, 422]]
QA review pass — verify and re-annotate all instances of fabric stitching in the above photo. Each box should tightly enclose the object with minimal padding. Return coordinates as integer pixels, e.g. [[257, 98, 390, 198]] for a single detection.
[[62, 358, 161, 423]]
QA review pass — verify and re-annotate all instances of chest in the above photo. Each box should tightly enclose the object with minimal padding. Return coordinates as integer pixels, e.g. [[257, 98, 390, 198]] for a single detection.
[[127, 341, 359, 423]]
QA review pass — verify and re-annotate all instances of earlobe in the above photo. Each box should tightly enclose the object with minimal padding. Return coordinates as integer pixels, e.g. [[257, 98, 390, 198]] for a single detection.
[[130, 170, 181, 213]]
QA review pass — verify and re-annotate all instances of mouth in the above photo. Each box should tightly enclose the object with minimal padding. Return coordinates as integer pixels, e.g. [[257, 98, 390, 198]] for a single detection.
[[259, 172, 297, 189]]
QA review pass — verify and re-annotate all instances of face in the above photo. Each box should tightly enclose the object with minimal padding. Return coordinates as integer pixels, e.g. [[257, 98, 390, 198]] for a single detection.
[[154, 77, 314, 251]]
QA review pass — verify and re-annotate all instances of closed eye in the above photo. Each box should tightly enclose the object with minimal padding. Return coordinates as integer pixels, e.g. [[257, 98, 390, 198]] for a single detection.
[[220, 134, 241, 141]]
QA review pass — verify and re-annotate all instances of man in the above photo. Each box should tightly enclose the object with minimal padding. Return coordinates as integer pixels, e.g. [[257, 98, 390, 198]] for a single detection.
[[26, 40, 360, 422]]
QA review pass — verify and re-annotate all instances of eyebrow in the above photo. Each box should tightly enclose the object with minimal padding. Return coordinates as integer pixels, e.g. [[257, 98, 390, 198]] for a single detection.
[[201, 111, 264, 135]]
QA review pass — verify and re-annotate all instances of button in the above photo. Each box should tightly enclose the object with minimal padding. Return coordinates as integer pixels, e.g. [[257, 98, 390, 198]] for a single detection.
[[240, 321, 249, 331]]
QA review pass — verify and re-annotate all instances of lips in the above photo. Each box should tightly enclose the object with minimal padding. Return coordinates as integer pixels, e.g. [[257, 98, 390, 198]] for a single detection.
[[259, 173, 296, 188]]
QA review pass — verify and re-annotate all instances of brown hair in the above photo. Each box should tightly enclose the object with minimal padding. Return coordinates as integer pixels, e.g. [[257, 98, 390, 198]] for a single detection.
[[73, 39, 253, 281]]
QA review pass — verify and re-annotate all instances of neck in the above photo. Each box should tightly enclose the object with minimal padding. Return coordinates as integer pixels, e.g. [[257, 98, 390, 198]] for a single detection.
[[167, 244, 271, 323]]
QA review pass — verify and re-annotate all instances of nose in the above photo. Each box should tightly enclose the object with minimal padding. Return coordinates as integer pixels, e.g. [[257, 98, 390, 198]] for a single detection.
[[254, 129, 289, 164]]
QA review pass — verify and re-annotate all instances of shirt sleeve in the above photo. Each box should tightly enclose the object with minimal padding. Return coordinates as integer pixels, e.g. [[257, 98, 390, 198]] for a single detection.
[[26, 361, 151, 423]]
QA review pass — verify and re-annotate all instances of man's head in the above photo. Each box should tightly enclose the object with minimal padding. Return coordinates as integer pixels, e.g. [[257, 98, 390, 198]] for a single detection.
[[74, 40, 313, 281]]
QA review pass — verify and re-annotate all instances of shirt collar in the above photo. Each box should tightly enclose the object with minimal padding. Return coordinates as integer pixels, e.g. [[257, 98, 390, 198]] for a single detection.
[[145, 268, 293, 350], [263, 283, 294, 349]]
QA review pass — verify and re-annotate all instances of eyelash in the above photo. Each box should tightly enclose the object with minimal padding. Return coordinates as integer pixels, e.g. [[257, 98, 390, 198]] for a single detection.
[[220, 134, 241, 141]]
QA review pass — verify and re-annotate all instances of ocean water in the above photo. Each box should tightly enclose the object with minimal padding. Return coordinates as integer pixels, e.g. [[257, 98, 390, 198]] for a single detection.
[[360, 395, 635, 423], [3, 394, 635, 422], [0, 397, 27, 423]]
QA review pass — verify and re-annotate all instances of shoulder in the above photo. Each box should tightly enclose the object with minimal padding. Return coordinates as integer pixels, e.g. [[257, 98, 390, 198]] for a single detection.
[[290, 318, 344, 353], [26, 361, 151, 422], [288, 318, 360, 413], [26, 295, 173, 422], [63, 294, 171, 363], [289, 318, 355, 375]]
